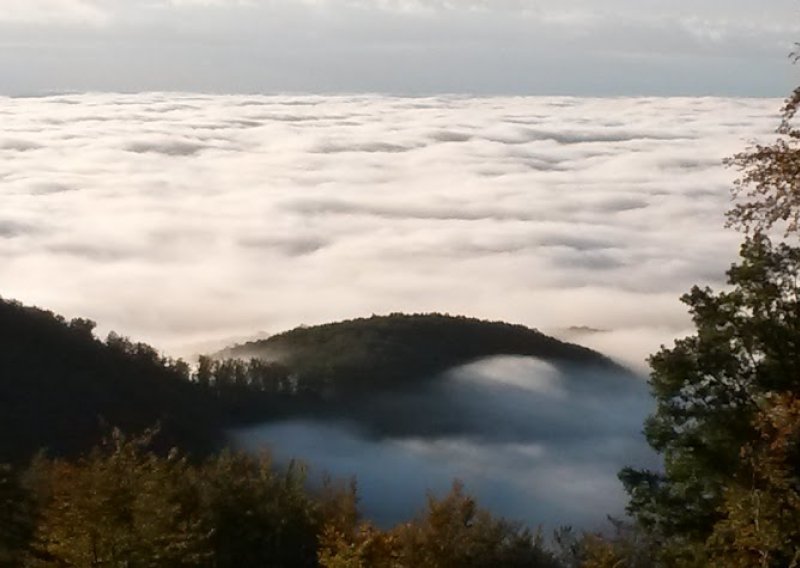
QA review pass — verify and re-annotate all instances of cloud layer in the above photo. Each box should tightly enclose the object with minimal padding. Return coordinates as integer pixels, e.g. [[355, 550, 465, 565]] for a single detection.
[[0, 93, 781, 370]]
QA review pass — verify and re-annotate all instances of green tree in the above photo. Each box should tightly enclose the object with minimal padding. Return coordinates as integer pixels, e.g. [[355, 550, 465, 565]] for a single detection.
[[621, 70, 800, 565], [621, 235, 800, 564], [196, 355, 213, 389]]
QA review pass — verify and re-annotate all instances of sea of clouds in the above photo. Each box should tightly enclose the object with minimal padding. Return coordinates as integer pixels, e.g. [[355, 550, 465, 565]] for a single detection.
[[0, 93, 780, 371], [0, 92, 782, 529]]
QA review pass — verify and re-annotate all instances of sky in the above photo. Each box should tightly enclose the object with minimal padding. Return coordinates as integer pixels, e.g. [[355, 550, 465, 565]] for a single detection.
[[0, 93, 781, 370], [0, 0, 798, 95]]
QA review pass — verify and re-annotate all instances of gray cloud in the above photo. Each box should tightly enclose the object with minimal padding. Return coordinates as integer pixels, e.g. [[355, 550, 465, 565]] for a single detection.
[[125, 140, 207, 156], [239, 234, 328, 256], [1, 139, 43, 151], [0, 220, 37, 238]]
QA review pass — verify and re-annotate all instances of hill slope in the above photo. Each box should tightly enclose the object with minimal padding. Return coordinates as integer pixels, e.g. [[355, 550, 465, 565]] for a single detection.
[[0, 298, 221, 463], [220, 313, 630, 395]]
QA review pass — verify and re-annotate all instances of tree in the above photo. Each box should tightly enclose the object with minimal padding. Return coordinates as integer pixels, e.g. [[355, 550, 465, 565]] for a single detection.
[[708, 393, 800, 567], [31, 430, 210, 567], [196, 355, 213, 389], [726, 66, 800, 235], [621, 70, 800, 565], [19, 430, 363, 568], [391, 481, 559, 568], [195, 451, 322, 568], [551, 521, 654, 568], [318, 481, 559, 568], [621, 232, 800, 563], [27, 430, 212, 567]]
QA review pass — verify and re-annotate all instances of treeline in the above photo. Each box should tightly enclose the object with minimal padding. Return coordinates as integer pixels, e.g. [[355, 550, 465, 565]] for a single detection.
[[0, 430, 586, 568], [196, 356, 293, 394]]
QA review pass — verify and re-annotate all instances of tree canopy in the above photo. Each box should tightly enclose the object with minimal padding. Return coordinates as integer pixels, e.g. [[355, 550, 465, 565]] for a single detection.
[[1, 433, 561, 568]]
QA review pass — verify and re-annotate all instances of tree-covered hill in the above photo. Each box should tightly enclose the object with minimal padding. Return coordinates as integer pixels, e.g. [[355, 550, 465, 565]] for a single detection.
[[0, 298, 221, 463], [218, 313, 631, 395], [0, 300, 633, 462]]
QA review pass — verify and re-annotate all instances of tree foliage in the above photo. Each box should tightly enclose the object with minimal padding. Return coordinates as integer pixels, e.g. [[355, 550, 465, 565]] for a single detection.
[[619, 66, 800, 566], [726, 70, 800, 235], [318, 481, 559, 568], [28, 430, 212, 567], [0, 436, 562, 568], [620, 225, 800, 565], [708, 393, 800, 567], [0, 463, 36, 567], [10, 431, 351, 567]]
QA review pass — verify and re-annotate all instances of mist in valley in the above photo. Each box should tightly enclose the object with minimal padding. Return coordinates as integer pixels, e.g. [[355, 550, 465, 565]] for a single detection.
[[233, 355, 658, 529]]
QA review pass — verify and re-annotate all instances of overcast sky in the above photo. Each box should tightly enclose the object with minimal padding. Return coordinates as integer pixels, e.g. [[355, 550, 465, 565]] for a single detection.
[[1, 0, 798, 95]]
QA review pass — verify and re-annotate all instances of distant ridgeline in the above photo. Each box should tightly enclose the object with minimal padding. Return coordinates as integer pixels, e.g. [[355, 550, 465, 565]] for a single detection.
[[0, 298, 633, 462]]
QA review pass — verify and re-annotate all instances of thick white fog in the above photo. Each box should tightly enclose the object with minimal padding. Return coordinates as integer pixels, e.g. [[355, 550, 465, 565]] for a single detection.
[[234, 355, 657, 529], [0, 93, 780, 369]]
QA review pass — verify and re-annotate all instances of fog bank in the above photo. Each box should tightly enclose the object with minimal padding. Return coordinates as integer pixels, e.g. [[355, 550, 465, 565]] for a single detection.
[[234, 356, 657, 528]]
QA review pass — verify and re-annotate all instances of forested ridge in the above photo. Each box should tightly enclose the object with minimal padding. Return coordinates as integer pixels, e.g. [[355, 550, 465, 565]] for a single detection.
[[0, 300, 623, 464], [219, 313, 627, 393]]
